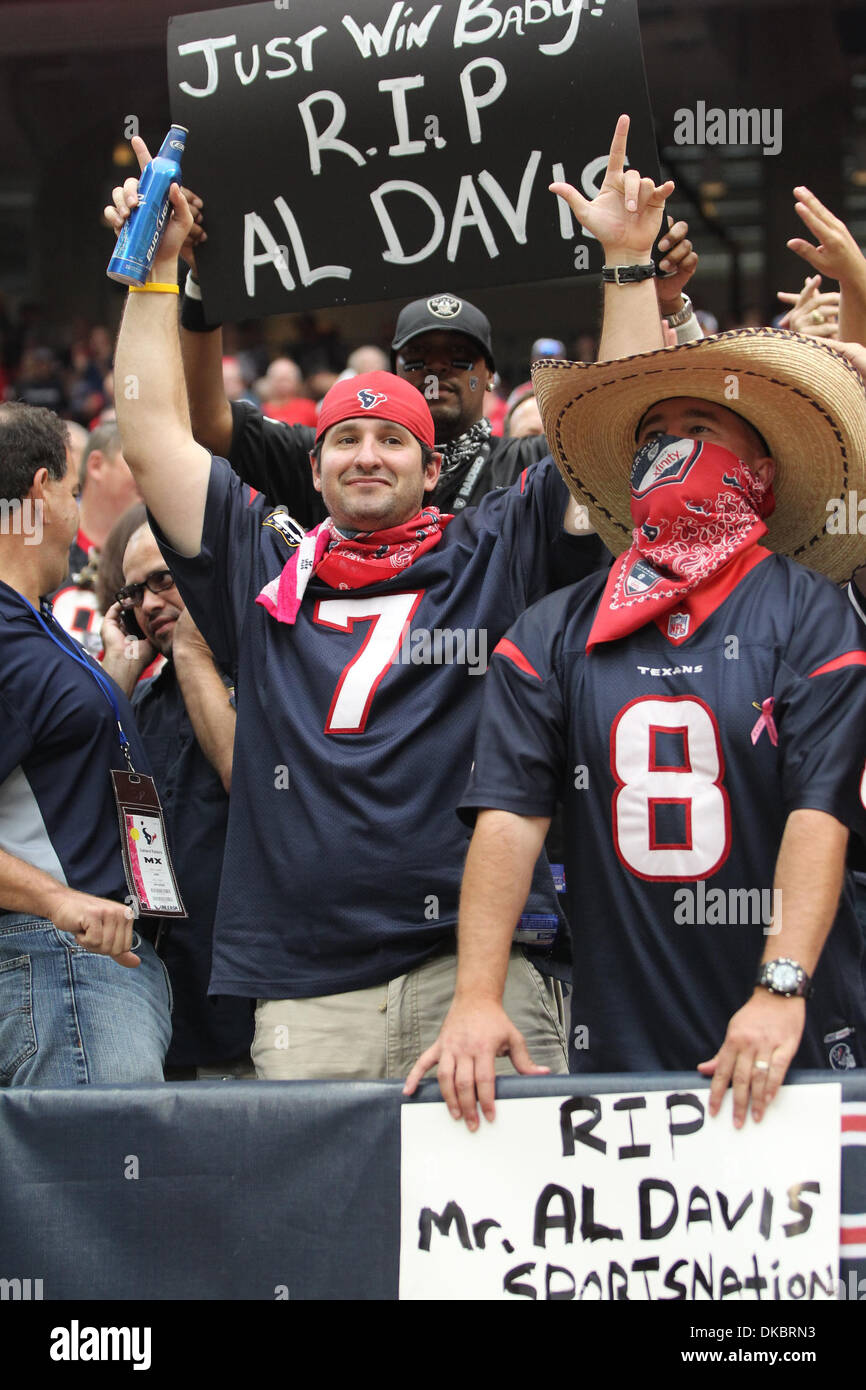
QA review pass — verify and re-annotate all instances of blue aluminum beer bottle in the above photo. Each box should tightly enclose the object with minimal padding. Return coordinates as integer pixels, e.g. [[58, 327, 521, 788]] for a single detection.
[[107, 125, 188, 286]]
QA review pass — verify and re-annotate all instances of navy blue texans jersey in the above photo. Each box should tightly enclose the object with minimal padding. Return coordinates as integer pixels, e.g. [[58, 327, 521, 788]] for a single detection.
[[461, 554, 866, 1074], [153, 455, 602, 999], [0, 581, 154, 917]]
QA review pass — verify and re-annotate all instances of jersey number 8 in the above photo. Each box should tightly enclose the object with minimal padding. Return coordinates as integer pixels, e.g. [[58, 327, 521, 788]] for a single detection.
[[610, 696, 732, 880]]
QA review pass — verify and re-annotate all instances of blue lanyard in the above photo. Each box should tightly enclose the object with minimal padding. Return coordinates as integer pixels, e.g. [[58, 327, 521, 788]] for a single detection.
[[19, 595, 136, 771]]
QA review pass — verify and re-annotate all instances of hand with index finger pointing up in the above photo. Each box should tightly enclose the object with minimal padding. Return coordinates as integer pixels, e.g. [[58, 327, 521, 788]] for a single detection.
[[549, 114, 675, 264]]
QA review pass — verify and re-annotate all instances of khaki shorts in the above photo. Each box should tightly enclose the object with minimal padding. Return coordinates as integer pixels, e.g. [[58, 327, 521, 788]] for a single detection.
[[252, 947, 569, 1081]]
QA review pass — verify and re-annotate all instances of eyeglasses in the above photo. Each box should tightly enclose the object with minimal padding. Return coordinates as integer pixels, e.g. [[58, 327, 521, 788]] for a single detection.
[[116, 569, 174, 609]]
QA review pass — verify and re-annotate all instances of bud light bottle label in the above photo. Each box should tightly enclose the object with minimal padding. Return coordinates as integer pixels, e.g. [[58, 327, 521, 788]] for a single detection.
[[107, 126, 188, 286]]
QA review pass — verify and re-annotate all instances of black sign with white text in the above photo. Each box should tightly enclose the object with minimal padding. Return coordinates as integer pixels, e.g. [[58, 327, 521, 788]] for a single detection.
[[167, 0, 659, 320]]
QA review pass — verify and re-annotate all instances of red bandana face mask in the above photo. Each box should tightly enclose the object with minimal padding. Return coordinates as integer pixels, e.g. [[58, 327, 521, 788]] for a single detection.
[[256, 508, 452, 625], [587, 435, 775, 651]]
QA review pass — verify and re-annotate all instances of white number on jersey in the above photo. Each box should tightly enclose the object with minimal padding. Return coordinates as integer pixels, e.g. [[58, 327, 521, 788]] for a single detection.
[[314, 592, 422, 734], [51, 585, 100, 649], [611, 696, 731, 879]]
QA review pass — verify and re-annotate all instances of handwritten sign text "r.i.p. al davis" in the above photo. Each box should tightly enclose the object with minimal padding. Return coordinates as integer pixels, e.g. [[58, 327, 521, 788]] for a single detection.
[[168, 0, 659, 319]]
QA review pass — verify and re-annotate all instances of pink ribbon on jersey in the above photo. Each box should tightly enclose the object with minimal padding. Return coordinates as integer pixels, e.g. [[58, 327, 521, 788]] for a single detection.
[[256, 523, 331, 625], [750, 697, 778, 747]]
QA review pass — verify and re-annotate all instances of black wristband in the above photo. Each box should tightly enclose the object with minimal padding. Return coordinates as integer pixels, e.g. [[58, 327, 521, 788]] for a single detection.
[[601, 262, 657, 285], [180, 277, 221, 333]]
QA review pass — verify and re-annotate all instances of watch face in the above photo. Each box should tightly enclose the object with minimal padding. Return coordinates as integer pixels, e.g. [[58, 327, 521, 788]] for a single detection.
[[771, 963, 799, 992]]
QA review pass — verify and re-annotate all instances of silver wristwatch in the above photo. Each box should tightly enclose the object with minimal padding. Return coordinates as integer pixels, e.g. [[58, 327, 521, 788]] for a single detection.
[[755, 958, 813, 999], [662, 293, 693, 328]]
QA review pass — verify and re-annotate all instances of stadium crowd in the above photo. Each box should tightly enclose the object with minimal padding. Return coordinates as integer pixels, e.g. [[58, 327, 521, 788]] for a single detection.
[[1, 113, 866, 1130]]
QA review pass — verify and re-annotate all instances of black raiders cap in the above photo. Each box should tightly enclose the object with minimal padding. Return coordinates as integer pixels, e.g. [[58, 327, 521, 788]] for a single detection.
[[391, 293, 495, 370]]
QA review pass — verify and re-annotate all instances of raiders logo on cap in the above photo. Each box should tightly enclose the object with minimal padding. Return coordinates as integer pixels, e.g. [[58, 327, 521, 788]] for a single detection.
[[427, 294, 462, 319]]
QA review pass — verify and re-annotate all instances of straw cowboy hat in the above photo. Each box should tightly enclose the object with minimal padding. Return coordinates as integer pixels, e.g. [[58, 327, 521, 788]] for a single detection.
[[532, 328, 866, 582]]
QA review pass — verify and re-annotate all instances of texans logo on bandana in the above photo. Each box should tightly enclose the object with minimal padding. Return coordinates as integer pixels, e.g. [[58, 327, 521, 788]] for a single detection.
[[357, 389, 388, 409], [685, 500, 711, 515], [722, 472, 744, 490], [632, 436, 702, 497], [623, 558, 663, 597]]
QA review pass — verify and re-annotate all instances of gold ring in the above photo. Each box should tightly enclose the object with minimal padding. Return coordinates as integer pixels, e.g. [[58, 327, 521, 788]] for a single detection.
[[810, 309, 823, 325], [753, 1060, 770, 1072]]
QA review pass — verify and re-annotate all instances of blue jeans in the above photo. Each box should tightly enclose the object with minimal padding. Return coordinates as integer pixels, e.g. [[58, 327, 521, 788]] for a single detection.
[[0, 915, 172, 1085]]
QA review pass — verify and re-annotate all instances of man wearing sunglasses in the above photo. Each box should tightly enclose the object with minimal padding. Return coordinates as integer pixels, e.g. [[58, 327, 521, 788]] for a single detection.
[[101, 521, 254, 1080]]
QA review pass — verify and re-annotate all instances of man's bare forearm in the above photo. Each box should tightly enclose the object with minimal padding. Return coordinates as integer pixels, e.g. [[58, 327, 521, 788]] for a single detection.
[[840, 279, 866, 352], [0, 847, 67, 918], [598, 277, 664, 363], [114, 234, 211, 557], [180, 321, 234, 460], [454, 810, 551, 1002], [762, 807, 848, 970], [173, 642, 236, 794], [99, 647, 144, 698], [699, 806, 849, 1125], [116, 258, 191, 459]]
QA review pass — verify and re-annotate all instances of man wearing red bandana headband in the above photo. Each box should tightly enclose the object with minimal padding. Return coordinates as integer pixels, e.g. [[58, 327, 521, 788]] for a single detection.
[[113, 196, 615, 1081], [410, 337, 866, 1131], [256, 373, 452, 626], [115, 117, 689, 1084]]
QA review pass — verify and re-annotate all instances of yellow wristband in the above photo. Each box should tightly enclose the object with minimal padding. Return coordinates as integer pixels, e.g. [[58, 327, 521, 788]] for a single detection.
[[129, 283, 180, 294]]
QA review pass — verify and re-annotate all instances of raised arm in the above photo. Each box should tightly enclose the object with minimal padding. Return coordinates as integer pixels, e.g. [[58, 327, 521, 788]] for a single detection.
[[180, 301, 234, 461], [106, 142, 226, 515], [111, 181, 211, 557], [786, 186, 866, 347], [106, 137, 234, 461], [549, 114, 673, 363]]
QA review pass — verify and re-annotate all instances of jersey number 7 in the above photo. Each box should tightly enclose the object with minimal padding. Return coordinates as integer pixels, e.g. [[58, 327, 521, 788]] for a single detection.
[[314, 592, 423, 733]]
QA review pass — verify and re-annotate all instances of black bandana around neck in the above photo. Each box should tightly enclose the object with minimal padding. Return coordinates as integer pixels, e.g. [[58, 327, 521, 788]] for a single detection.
[[438, 418, 492, 476]]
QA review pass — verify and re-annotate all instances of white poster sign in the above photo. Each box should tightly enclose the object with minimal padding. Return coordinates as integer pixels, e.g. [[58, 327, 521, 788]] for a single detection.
[[400, 1084, 841, 1300]]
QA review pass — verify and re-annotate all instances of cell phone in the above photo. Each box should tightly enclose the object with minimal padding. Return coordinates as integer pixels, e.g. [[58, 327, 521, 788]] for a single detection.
[[119, 607, 146, 641]]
